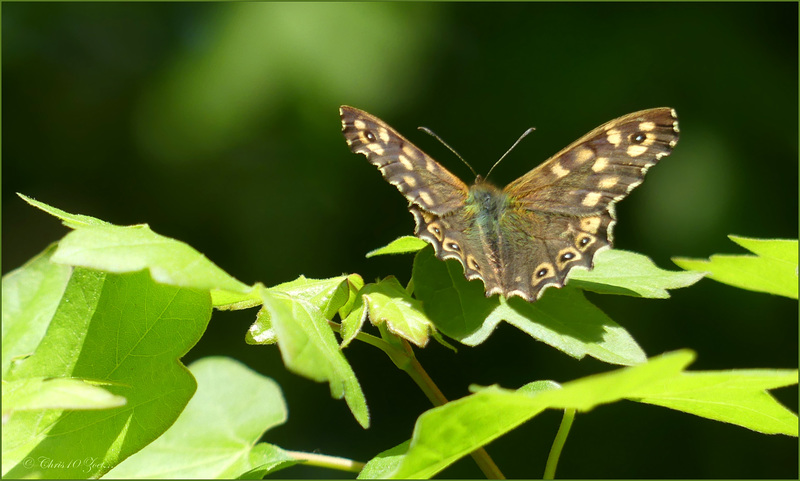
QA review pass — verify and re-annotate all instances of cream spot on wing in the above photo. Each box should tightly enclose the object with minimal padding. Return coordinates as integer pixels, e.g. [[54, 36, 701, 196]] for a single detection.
[[574, 147, 594, 164], [606, 128, 622, 146], [598, 176, 619, 189], [378, 128, 390, 143], [627, 144, 648, 157], [418, 191, 434, 206], [591, 157, 609, 172], [367, 144, 385, 155], [402, 175, 417, 187], [425, 158, 437, 173], [398, 154, 414, 170], [638, 121, 656, 131], [402, 145, 417, 158], [354, 120, 367, 130], [580, 217, 601, 233], [550, 161, 570, 179], [581, 192, 602, 207]]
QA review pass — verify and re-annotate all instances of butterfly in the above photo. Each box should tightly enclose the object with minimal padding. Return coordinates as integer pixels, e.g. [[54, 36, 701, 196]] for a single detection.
[[340, 106, 679, 302]]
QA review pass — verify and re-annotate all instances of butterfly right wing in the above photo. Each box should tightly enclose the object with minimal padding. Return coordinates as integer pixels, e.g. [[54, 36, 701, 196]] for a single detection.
[[341, 106, 504, 293], [340, 106, 470, 215], [497, 108, 679, 301]]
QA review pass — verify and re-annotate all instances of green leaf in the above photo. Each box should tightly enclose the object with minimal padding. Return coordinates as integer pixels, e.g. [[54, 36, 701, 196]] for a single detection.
[[569, 249, 705, 298], [21, 194, 251, 297], [628, 369, 798, 436], [413, 246, 645, 365], [246, 304, 278, 345], [361, 277, 435, 348], [2, 377, 126, 414], [382, 351, 693, 478], [2, 243, 72, 377], [105, 357, 295, 478], [257, 283, 370, 428], [366, 236, 428, 257], [358, 441, 411, 479], [22, 197, 370, 431], [2, 268, 211, 478], [18, 193, 112, 229], [339, 274, 366, 319], [272, 275, 353, 320], [370, 350, 797, 478], [212, 288, 263, 310], [673, 236, 798, 299], [340, 294, 367, 348]]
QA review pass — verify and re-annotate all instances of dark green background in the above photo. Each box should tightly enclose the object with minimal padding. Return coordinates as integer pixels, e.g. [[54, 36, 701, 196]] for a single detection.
[[3, 3, 797, 478]]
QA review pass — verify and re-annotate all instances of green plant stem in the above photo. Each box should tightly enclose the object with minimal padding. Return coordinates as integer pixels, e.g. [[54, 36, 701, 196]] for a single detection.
[[544, 408, 576, 479], [286, 450, 365, 473], [396, 340, 504, 479], [328, 322, 505, 479]]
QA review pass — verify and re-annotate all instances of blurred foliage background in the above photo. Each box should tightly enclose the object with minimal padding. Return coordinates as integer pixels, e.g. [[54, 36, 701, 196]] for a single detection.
[[3, 3, 797, 478]]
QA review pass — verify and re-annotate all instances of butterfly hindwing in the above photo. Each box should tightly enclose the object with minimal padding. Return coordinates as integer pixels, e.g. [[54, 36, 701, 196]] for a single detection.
[[496, 208, 614, 301], [410, 205, 504, 295]]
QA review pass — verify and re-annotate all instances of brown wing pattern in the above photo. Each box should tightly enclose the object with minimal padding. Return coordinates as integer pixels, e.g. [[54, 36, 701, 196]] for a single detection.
[[341, 106, 498, 289], [506, 108, 679, 217], [499, 108, 679, 300], [340, 106, 469, 215], [410, 205, 504, 296], [341, 106, 679, 303]]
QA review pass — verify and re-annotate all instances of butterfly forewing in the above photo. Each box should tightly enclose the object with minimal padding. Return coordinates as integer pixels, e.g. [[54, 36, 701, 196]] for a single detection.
[[505, 108, 679, 217], [340, 106, 469, 215], [340, 106, 679, 303]]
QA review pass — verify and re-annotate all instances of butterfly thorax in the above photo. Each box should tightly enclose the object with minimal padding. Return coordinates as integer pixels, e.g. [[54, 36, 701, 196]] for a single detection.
[[465, 181, 509, 269], [467, 181, 507, 224]]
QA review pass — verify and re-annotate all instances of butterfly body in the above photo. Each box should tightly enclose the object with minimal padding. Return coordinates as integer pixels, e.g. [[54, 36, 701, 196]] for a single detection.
[[340, 106, 679, 302]]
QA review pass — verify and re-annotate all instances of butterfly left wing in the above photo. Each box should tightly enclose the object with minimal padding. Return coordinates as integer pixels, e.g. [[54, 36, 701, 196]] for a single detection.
[[498, 108, 679, 301], [340, 106, 470, 215], [341, 106, 506, 292]]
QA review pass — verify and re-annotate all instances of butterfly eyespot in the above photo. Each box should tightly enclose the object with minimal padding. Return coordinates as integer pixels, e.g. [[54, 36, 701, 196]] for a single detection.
[[561, 252, 575, 261], [365, 131, 376, 142], [631, 132, 647, 144], [448, 242, 460, 251], [579, 237, 590, 246], [536, 268, 549, 278]]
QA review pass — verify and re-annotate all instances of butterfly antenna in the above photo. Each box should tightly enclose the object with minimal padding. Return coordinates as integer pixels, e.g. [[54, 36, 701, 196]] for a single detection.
[[418, 126, 478, 179], [485, 127, 536, 180]]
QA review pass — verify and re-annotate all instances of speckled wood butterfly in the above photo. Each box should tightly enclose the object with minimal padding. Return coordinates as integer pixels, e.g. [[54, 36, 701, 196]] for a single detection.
[[340, 106, 679, 302]]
